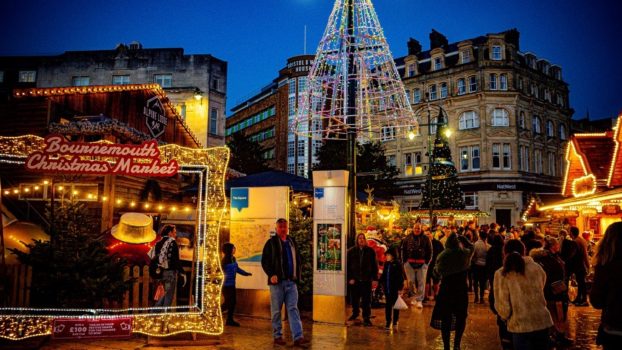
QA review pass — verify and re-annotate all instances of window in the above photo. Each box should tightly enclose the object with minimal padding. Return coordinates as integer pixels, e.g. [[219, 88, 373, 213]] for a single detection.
[[460, 147, 469, 171], [499, 74, 508, 90], [297, 164, 306, 177], [519, 146, 530, 172], [154, 74, 172, 88], [429, 116, 438, 135], [298, 77, 307, 94], [413, 89, 421, 103], [548, 152, 556, 176], [381, 126, 395, 141], [297, 140, 306, 157], [492, 108, 509, 127], [212, 78, 219, 90], [288, 78, 296, 95], [404, 153, 413, 176], [429, 85, 437, 100], [209, 107, 218, 134], [457, 79, 466, 95], [489, 74, 498, 90], [434, 57, 442, 70], [112, 75, 130, 85], [288, 141, 295, 157], [503, 144, 511, 169], [461, 50, 471, 64], [0, 71, 3, 83], [405, 89, 410, 103], [18, 70, 36, 83], [440, 82, 448, 99], [180, 104, 186, 119], [492, 143, 501, 169], [534, 149, 543, 174], [408, 64, 416, 77], [557, 94, 565, 107], [72, 76, 90, 86], [533, 116, 542, 134], [530, 83, 537, 96], [518, 112, 526, 129], [559, 124, 567, 140], [387, 155, 396, 167], [518, 77, 523, 91], [459, 146, 480, 172], [463, 192, 478, 209], [459, 111, 479, 130], [491, 45, 502, 60], [287, 163, 295, 174], [469, 76, 477, 92], [546, 120, 555, 137], [472, 146, 480, 170], [262, 148, 275, 160]]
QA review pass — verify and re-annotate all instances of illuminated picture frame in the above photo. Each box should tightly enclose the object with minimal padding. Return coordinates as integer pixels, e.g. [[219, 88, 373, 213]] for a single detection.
[[0, 135, 228, 340]]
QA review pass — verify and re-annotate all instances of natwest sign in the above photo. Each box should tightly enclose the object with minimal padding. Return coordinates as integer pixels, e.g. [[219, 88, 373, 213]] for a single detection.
[[52, 317, 132, 340], [25, 134, 178, 177]]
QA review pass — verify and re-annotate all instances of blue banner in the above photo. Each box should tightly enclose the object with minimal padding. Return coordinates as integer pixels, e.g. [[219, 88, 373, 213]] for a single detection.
[[231, 188, 249, 211], [314, 187, 324, 199]]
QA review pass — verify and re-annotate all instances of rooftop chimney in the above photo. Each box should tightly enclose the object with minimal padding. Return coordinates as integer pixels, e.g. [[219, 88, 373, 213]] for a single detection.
[[429, 29, 448, 50], [407, 38, 422, 56]]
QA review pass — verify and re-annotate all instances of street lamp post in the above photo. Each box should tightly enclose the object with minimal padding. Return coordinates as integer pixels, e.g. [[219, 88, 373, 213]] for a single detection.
[[412, 98, 450, 225]]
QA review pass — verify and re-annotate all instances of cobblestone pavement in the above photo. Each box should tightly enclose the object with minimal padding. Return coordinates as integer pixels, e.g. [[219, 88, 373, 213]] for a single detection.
[[24, 298, 602, 350]]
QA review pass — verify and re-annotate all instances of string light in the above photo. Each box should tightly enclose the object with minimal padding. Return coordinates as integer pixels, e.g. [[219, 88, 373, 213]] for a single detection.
[[0, 135, 229, 339]]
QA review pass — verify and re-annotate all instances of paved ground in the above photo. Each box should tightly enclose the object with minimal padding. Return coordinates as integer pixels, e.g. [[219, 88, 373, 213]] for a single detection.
[[9, 296, 603, 350]]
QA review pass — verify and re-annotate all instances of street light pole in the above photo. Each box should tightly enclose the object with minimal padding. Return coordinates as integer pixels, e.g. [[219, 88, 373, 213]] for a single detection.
[[345, 0, 357, 248], [427, 103, 434, 225]]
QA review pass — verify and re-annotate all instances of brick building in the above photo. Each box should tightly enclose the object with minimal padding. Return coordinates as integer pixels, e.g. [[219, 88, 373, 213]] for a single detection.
[[226, 55, 314, 175], [0, 42, 227, 147]]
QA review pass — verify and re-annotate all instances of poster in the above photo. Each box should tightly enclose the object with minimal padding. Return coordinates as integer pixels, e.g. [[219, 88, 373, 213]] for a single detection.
[[317, 223, 342, 271]]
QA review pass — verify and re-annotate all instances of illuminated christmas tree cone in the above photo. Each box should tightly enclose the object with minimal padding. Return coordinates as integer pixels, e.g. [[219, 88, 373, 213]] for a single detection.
[[111, 212, 157, 244]]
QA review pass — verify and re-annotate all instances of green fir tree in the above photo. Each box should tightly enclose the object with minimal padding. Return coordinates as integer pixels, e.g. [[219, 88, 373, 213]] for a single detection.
[[420, 113, 465, 210]]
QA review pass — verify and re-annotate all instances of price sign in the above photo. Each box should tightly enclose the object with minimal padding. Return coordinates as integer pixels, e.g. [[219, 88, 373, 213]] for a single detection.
[[52, 317, 133, 339]]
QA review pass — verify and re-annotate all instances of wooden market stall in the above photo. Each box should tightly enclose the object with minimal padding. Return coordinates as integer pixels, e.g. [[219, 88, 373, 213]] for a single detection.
[[535, 116, 622, 239]]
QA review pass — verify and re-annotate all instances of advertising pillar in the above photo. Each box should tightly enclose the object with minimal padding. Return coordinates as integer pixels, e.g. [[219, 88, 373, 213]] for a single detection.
[[312, 170, 348, 324]]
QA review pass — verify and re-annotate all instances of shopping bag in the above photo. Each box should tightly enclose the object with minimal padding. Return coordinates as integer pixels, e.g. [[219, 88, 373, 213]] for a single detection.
[[393, 295, 408, 310], [568, 275, 578, 303], [153, 283, 165, 301]]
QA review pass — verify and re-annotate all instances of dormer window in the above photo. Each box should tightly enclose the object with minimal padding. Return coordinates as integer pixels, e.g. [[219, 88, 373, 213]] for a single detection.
[[491, 45, 502, 60], [434, 57, 442, 70], [461, 50, 471, 64], [407, 63, 416, 77]]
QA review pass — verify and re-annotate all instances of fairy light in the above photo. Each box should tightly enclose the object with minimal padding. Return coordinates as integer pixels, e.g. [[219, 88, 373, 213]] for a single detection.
[[0, 135, 229, 339], [116, 199, 122, 205], [12, 189, 19, 194], [43, 180, 49, 185], [129, 201, 136, 208], [158, 204, 164, 210], [607, 116, 622, 187], [102, 196, 108, 201], [144, 203, 150, 209], [34, 185, 40, 190]]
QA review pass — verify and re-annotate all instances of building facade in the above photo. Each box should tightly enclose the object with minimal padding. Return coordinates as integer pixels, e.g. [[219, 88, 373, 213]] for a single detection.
[[386, 29, 573, 227], [226, 55, 314, 176], [0, 42, 227, 147]]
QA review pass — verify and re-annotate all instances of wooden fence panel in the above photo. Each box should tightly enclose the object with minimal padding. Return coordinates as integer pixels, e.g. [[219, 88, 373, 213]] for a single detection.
[[142, 265, 150, 308]]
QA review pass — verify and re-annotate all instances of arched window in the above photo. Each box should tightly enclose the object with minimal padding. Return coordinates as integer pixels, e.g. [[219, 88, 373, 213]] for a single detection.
[[546, 120, 555, 137], [532, 115, 542, 134], [519, 111, 526, 129], [430, 116, 438, 135], [491, 108, 509, 127], [559, 124, 567, 140], [459, 111, 479, 130]]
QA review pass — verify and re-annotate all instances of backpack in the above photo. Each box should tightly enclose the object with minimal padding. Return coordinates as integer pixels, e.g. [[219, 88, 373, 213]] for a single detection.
[[148, 237, 173, 279]]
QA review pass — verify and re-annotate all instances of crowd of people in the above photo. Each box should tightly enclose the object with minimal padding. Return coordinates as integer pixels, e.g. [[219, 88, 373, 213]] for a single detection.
[[221, 218, 622, 350]]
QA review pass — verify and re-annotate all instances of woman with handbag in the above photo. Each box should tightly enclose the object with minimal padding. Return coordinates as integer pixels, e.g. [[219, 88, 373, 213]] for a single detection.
[[380, 247, 405, 331], [530, 237, 573, 346], [431, 233, 474, 350], [590, 222, 622, 350]]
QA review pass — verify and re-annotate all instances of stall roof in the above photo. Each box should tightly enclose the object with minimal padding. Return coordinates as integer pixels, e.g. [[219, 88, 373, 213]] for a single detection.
[[539, 186, 622, 211], [226, 170, 313, 193]]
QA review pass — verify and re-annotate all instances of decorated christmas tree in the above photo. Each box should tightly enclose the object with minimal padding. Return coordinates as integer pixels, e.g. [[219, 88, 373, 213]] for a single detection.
[[420, 112, 465, 210]]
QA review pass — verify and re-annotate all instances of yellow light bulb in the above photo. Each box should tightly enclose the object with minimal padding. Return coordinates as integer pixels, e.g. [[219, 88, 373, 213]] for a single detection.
[[184, 207, 190, 212], [57, 186, 64, 191], [171, 206, 177, 212], [158, 205, 164, 210], [87, 193, 93, 199], [408, 131, 416, 140], [444, 129, 452, 138], [24, 188, 30, 193], [73, 190, 79, 195], [4, 190, 10, 195], [116, 199, 122, 204], [144, 203, 150, 209], [102, 196, 108, 201], [13, 189, 19, 194], [130, 201, 136, 207], [34, 185, 40, 190], [43, 180, 49, 185]]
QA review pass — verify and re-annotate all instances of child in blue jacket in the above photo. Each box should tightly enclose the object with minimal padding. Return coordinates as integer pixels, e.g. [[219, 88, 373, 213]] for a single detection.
[[222, 242, 252, 326]]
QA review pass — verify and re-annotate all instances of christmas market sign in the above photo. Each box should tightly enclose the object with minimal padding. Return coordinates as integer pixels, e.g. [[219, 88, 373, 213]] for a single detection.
[[144, 96, 168, 138], [25, 134, 178, 176], [52, 317, 133, 340]]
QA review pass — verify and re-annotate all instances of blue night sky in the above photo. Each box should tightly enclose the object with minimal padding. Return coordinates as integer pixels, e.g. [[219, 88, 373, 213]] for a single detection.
[[1, 0, 620, 119]]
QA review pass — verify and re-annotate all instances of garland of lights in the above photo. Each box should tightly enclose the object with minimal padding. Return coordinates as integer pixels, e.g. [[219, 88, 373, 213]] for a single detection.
[[0, 135, 228, 340], [292, 0, 417, 141], [49, 119, 156, 144]]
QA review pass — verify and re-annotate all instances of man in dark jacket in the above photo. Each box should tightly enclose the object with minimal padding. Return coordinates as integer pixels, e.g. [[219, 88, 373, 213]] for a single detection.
[[261, 218, 309, 347], [570, 226, 590, 306], [347, 233, 378, 326], [149, 225, 186, 307], [400, 223, 432, 308]]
